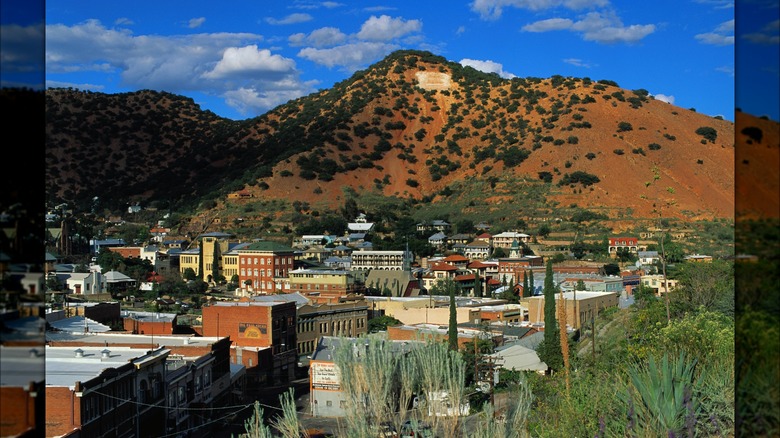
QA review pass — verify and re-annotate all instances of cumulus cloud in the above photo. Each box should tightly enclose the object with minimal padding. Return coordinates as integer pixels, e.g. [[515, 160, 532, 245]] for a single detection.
[[356, 15, 422, 41], [470, 0, 609, 20], [288, 27, 346, 48], [188, 17, 206, 29], [298, 41, 398, 70], [459, 58, 516, 78], [652, 93, 675, 104], [44, 20, 314, 115], [203, 45, 296, 79], [522, 11, 654, 44], [695, 19, 734, 45], [265, 13, 313, 25]]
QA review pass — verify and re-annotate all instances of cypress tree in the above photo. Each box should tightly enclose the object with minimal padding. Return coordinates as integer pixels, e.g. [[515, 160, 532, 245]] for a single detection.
[[212, 240, 221, 283], [529, 271, 535, 296], [198, 241, 204, 280], [523, 270, 529, 298], [474, 271, 482, 298], [539, 259, 563, 372], [448, 280, 458, 351]]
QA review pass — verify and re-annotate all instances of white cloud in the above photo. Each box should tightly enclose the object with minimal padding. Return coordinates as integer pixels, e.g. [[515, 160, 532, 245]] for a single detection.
[[522, 18, 573, 32], [693, 0, 734, 9], [288, 27, 346, 48], [356, 15, 422, 41], [652, 93, 674, 104], [695, 19, 734, 45], [716, 65, 734, 76], [523, 11, 654, 44], [456, 26, 466, 36], [297, 42, 398, 70], [695, 32, 734, 45], [114, 17, 134, 26], [44, 20, 314, 114], [562, 58, 592, 68], [188, 17, 206, 29], [265, 13, 313, 25], [459, 58, 516, 78], [470, 0, 609, 20], [203, 45, 296, 79], [223, 84, 314, 116]]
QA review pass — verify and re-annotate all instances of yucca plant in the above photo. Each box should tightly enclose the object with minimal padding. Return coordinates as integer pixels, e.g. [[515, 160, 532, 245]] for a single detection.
[[622, 351, 702, 437]]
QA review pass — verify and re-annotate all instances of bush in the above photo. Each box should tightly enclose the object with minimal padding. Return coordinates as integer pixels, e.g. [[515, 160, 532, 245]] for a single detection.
[[613, 149, 625, 155], [648, 143, 661, 151], [695, 126, 718, 142], [617, 121, 633, 132]]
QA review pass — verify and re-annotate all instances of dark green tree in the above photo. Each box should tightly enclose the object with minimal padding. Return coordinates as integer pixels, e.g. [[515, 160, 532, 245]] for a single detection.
[[182, 268, 197, 282], [576, 279, 586, 291], [449, 280, 458, 352], [474, 271, 482, 298], [538, 259, 563, 372], [211, 240, 221, 284], [198, 242, 204, 280], [529, 271, 535, 296]]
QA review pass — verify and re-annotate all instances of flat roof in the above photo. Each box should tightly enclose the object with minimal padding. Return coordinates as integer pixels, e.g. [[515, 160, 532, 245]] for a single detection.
[[45, 346, 169, 388], [529, 291, 619, 300], [46, 331, 226, 347], [0, 346, 45, 387]]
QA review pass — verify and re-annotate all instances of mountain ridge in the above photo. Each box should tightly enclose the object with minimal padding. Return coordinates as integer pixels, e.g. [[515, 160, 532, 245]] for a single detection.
[[45, 49, 736, 230]]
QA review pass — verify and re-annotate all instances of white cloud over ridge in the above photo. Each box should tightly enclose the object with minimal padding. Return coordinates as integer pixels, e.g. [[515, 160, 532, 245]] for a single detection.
[[522, 11, 654, 44], [298, 41, 398, 70], [459, 58, 515, 78], [44, 20, 313, 116], [356, 15, 422, 41], [652, 93, 674, 104]]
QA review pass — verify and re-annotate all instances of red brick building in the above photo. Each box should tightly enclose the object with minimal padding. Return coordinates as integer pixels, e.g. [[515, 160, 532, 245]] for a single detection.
[[0, 346, 45, 438], [237, 241, 296, 294], [201, 300, 297, 382], [122, 310, 177, 335]]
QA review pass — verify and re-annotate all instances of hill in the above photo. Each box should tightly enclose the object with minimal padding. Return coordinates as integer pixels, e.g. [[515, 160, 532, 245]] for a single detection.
[[45, 50, 735, 232]]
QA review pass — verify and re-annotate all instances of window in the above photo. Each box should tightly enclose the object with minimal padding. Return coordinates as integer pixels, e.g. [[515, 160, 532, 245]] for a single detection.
[[326, 401, 333, 407]]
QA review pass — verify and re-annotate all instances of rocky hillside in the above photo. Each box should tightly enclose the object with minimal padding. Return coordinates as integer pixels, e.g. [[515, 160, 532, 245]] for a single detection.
[[46, 50, 735, 225]]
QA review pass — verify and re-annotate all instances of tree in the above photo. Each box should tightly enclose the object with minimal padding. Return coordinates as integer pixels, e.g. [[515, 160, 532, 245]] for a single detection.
[[211, 240, 221, 284], [198, 242, 204, 280], [538, 259, 563, 372], [182, 267, 197, 281], [529, 271, 535, 296], [449, 280, 458, 352], [367, 315, 403, 333], [576, 279, 586, 291], [474, 270, 482, 298]]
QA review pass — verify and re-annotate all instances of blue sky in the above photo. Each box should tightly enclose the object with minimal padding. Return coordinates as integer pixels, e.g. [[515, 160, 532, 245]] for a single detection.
[[2, 1, 777, 122]]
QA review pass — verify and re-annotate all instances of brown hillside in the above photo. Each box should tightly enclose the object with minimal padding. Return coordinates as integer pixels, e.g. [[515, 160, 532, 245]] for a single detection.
[[735, 111, 780, 219], [46, 50, 735, 227]]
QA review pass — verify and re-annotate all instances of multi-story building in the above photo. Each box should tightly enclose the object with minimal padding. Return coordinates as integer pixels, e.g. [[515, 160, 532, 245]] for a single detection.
[[201, 300, 297, 383], [527, 291, 619, 330], [492, 231, 531, 249], [45, 345, 169, 437], [178, 231, 234, 279], [608, 237, 639, 256], [350, 250, 412, 271], [296, 299, 369, 366], [288, 268, 361, 299], [237, 240, 296, 294]]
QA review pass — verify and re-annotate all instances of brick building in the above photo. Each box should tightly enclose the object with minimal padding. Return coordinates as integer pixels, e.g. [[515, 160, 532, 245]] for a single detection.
[[527, 291, 620, 330], [201, 300, 297, 383], [237, 240, 296, 294], [0, 346, 45, 437], [45, 346, 169, 437], [121, 310, 177, 335]]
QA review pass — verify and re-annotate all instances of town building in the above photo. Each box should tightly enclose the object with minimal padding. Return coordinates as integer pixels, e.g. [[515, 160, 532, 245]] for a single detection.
[[237, 240, 296, 294], [201, 300, 298, 383], [350, 250, 412, 271], [0, 346, 45, 437], [608, 237, 639, 256], [527, 291, 620, 330]]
